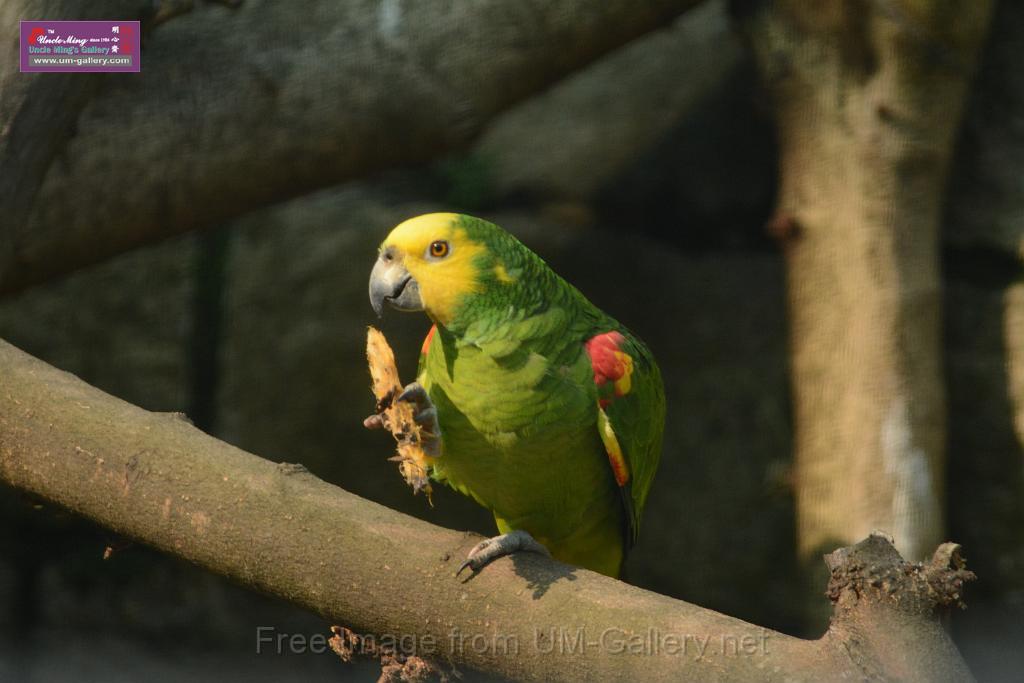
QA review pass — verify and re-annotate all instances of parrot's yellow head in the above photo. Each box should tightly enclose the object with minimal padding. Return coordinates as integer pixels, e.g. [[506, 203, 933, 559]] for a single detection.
[[369, 213, 520, 326]]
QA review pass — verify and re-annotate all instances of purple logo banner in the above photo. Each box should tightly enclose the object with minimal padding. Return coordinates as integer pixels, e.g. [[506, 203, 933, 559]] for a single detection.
[[20, 20, 140, 73]]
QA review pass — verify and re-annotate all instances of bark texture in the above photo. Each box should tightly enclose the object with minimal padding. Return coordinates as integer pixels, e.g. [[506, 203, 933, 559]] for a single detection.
[[0, 339, 981, 681], [0, 0, 707, 295], [742, 1, 994, 581]]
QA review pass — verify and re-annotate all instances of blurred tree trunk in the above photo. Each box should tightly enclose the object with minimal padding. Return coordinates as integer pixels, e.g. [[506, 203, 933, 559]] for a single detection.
[[739, 0, 993, 627]]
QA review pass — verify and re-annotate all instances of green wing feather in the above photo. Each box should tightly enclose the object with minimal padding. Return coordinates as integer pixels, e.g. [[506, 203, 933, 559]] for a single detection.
[[589, 329, 665, 547]]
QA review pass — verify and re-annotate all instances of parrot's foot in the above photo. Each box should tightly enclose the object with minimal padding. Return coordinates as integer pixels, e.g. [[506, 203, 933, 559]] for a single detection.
[[457, 530, 551, 577], [363, 381, 442, 457], [397, 382, 441, 457]]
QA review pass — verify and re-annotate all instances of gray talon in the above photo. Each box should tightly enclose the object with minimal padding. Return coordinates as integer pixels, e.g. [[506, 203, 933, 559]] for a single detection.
[[413, 405, 437, 424], [456, 530, 550, 577], [397, 382, 429, 406], [420, 438, 441, 458], [398, 382, 442, 456]]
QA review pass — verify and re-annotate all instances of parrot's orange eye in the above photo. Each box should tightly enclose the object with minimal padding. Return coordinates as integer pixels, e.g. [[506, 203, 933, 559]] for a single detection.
[[428, 240, 450, 259]]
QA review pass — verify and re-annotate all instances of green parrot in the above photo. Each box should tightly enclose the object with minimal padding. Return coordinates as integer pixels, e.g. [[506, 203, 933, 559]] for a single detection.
[[367, 213, 665, 578]]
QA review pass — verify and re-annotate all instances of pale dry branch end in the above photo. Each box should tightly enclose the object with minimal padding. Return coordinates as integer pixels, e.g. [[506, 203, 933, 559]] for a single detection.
[[825, 533, 977, 615]]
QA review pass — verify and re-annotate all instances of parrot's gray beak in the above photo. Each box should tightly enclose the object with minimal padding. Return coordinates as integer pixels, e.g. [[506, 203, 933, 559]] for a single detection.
[[369, 249, 423, 317]]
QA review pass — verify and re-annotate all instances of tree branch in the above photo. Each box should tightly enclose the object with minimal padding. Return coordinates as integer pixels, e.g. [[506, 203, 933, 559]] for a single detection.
[[0, 0, 708, 295], [0, 339, 979, 681]]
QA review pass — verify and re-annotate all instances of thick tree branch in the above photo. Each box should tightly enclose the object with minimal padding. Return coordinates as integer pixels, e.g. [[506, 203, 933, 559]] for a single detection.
[[0, 339, 979, 681], [0, 0, 707, 295]]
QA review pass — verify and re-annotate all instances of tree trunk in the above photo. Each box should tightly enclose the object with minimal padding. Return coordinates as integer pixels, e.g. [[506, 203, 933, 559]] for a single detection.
[[0, 338, 981, 681], [740, 0, 993, 625]]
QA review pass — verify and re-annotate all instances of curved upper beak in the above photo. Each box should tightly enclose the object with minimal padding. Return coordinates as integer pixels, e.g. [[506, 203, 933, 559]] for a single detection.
[[369, 250, 423, 317]]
